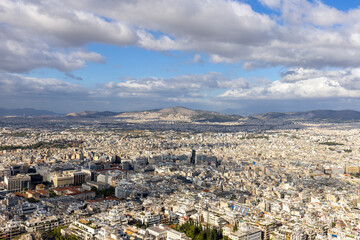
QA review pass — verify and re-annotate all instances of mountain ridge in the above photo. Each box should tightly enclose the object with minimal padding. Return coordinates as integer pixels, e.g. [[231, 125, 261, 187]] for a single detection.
[[65, 107, 360, 122], [2, 107, 360, 122], [252, 109, 360, 121], [114, 106, 241, 122], [65, 106, 241, 122]]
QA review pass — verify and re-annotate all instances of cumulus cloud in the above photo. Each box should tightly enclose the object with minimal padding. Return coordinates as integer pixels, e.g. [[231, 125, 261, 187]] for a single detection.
[[1, 0, 360, 72], [280, 0, 347, 27], [220, 68, 360, 99], [0, 0, 134, 73], [0, 0, 136, 47], [62, 0, 360, 69], [2, 70, 360, 113], [103, 72, 235, 98], [70, 0, 275, 44], [0, 24, 104, 73], [3, 0, 360, 112], [4, 69, 360, 107], [0, 73, 117, 113], [137, 30, 185, 51], [0, 72, 240, 112], [0, 71, 250, 106], [0, 73, 89, 96]]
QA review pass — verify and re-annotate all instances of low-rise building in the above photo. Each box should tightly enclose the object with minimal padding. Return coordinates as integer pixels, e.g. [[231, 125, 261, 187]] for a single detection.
[[229, 225, 262, 240], [137, 212, 161, 226], [69, 219, 101, 240], [52, 173, 74, 187], [167, 228, 191, 240], [4, 174, 31, 192], [24, 216, 59, 232]]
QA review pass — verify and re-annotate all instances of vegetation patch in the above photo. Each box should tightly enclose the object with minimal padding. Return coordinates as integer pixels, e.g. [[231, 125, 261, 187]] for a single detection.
[[2, 131, 29, 137], [172, 221, 226, 240], [0, 140, 82, 151], [319, 142, 344, 146]]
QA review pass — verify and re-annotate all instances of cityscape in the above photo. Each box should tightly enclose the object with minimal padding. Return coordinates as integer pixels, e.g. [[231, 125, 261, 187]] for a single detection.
[[0, 108, 359, 239], [1, 0, 360, 239]]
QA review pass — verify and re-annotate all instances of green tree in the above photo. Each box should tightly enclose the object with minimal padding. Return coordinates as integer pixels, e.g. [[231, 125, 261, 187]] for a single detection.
[[233, 222, 238, 232], [27, 198, 38, 203], [175, 221, 223, 240]]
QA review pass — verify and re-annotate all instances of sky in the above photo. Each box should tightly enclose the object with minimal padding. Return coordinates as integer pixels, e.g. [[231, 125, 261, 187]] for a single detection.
[[1, 0, 360, 114]]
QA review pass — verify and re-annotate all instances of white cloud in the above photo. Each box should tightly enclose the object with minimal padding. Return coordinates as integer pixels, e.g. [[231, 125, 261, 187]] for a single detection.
[[0, 0, 136, 47], [1, 0, 360, 72], [259, 0, 282, 9], [192, 54, 203, 64], [0, 73, 88, 96], [0, 72, 238, 112], [2, 69, 360, 113], [209, 55, 237, 64], [218, 78, 251, 89], [68, 0, 360, 69], [103, 72, 230, 98], [0, 24, 104, 73], [220, 68, 360, 99], [4, 68, 360, 107], [3, 0, 360, 113], [279, 0, 347, 27], [137, 30, 185, 51]]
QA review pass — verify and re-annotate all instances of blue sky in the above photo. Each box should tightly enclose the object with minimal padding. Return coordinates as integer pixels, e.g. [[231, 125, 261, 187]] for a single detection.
[[1, 0, 360, 114]]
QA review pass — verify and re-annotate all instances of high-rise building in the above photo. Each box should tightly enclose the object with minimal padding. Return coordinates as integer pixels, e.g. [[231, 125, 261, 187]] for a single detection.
[[189, 149, 196, 165]]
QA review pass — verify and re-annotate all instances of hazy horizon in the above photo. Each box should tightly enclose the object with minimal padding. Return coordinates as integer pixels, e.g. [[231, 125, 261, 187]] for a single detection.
[[2, 105, 360, 117]]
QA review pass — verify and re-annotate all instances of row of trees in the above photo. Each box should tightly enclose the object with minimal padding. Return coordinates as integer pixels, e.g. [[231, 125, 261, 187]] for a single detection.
[[0, 141, 72, 151], [91, 186, 115, 197], [173, 221, 228, 240]]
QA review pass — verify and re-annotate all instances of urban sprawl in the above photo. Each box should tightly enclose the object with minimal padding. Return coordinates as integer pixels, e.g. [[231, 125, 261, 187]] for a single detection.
[[0, 122, 359, 240]]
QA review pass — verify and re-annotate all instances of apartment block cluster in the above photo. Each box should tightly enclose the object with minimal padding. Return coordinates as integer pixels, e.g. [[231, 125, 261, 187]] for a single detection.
[[0, 124, 359, 240]]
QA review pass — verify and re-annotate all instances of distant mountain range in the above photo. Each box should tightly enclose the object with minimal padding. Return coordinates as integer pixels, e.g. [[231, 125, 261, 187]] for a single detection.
[[0, 108, 59, 117], [2, 107, 360, 122], [66, 106, 241, 122], [66, 107, 360, 123], [251, 110, 360, 122]]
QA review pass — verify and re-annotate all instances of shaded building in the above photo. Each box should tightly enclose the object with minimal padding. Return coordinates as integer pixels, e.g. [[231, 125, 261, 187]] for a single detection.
[[73, 172, 87, 185], [10, 165, 28, 176], [28, 173, 43, 188], [189, 149, 196, 165]]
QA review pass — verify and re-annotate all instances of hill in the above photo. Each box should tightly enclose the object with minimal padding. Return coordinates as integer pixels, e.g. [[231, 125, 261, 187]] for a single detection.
[[115, 106, 242, 122], [66, 111, 119, 118], [252, 110, 360, 122]]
